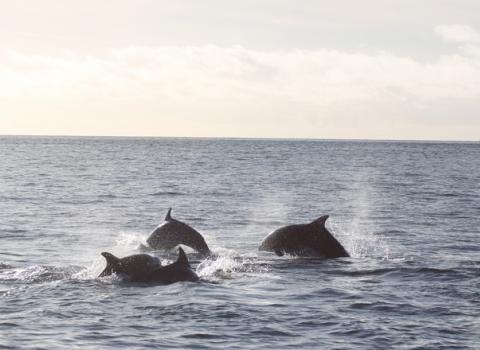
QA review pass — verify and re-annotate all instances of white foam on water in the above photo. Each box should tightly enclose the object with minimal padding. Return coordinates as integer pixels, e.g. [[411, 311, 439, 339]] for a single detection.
[[0, 264, 83, 283], [330, 219, 390, 260], [72, 261, 103, 280], [196, 248, 270, 282]]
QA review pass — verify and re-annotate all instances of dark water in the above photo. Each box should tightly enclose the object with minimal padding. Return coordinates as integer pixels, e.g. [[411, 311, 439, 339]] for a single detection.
[[0, 136, 479, 349]]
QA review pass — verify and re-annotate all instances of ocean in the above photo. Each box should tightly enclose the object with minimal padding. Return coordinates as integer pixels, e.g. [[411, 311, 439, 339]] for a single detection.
[[0, 136, 479, 349]]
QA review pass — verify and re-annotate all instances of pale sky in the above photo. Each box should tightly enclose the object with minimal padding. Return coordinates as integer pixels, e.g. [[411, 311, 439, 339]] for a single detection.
[[1, 0, 479, 140]]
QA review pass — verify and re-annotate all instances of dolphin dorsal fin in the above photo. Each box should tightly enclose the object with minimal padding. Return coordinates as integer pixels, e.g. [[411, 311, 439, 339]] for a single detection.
[[101, 252, 120, 265], [99, 252, 124, 277], [176, 247, 189, 266], [165, 208, 172, 221], [311, 215, 329, 227]]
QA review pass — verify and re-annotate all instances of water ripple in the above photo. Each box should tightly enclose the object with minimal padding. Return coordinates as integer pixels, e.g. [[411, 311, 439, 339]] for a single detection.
[[1, 137, 479, 349]]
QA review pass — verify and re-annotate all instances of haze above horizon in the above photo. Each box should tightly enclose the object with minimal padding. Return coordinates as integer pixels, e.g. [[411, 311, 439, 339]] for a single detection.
[[1, 0, 479, 141]]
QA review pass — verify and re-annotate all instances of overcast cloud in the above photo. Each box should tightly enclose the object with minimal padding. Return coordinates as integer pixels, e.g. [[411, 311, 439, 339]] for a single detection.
[[1, 1, 479, 140]]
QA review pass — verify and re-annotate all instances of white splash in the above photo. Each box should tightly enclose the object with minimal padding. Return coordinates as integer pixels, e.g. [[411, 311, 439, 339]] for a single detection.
[[72, 231, 150, 280], [331, 172, 391, 260], [114, 231, 149, 253], [197, 249, 270, 282]]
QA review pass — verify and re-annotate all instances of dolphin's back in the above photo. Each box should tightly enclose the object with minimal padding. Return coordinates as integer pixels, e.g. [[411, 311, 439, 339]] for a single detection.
[[150, 247, 199, 283], [259, 216, 349, 258], [99, 253, 161, 278], [147, 218, 210, 254], [259, 224, 308, 256]]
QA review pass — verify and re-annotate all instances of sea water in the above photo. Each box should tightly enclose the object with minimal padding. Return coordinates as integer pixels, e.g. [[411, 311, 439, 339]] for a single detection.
[[0, 136, 479, 349]]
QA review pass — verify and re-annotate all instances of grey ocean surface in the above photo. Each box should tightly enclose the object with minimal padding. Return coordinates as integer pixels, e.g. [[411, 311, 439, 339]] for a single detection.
[[0, 136, 479, 349]]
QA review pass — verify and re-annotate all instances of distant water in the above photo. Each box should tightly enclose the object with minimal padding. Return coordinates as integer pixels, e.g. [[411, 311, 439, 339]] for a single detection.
[[0, 136, 479, 349]]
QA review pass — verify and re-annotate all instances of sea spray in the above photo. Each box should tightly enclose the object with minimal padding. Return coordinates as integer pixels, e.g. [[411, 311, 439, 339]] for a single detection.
[[197, 249, 270, 282]]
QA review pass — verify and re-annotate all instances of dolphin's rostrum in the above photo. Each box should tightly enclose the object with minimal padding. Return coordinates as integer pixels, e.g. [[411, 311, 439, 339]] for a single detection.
[[146, 208, 211, 256], [99, 247, 199, 284], [259, 215, 350, 258]]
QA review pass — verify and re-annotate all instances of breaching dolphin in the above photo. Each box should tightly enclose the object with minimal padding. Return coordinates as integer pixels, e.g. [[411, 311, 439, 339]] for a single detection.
[[259, 215, 350, 258], [99, 247, 199, 284], [146, 208, 211, 256]]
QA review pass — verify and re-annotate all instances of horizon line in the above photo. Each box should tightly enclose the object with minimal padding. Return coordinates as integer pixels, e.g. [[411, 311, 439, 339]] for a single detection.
[[0, 133, 479, 144]]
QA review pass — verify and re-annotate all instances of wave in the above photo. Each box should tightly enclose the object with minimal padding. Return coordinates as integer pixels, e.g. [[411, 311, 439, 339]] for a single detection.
[[1, 228, 28, 234], [1, 254, 475, 290], [319, 265, 476, 281], [0, 262, 13, 270], [0, 195, 37, 201], [197, 251, 271, 282], [0, 264, 85, 284], [149, 191, 187, 197], [97, 194, 117, 199], [57, 199, 107, 205]]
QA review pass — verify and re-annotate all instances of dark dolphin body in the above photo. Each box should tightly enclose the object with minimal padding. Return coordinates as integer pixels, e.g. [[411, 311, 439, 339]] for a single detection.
[[99, 253, 161, 278], [259, 215, 350, 258], [99, 247, 199, 284], [146, 208, 211, 256]]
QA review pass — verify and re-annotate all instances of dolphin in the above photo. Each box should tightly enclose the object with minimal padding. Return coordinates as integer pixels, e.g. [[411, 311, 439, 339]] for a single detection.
[[146, 208, 211, 256], [99, 247, 199, 284], [99, 253, 161, 279], [259, 215, 350, 258]]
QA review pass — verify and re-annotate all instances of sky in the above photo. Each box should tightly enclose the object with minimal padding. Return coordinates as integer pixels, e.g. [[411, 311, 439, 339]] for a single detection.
[[1, 0, 479, 140]]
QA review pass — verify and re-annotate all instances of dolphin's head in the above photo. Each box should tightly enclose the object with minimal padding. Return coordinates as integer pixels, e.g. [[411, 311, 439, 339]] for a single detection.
[[258, 227, 288, 253]]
